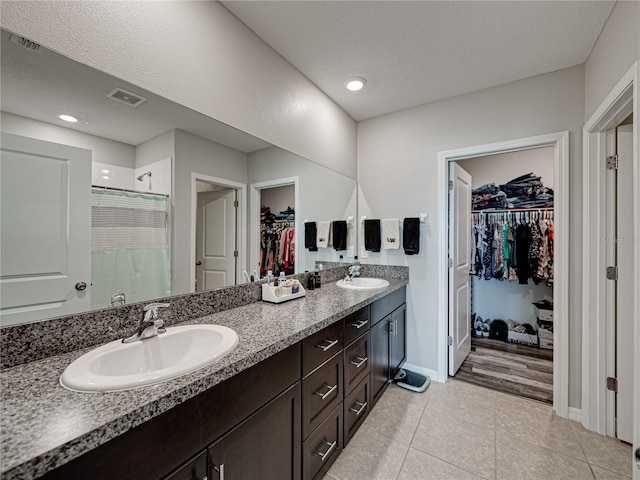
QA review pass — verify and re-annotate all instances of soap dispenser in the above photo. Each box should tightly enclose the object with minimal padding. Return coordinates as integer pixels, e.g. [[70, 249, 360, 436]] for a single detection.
[[353, 256, 361, 278]]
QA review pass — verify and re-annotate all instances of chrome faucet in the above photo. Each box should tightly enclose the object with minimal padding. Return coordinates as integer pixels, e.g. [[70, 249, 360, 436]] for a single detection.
[[344, 266, 356, 282], [122, 302, 170, 343]]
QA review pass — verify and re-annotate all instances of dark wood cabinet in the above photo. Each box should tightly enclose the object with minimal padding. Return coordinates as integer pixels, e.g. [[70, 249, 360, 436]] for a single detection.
[[164, 452, 207, 480], [343, 306, 370, 345], [302, 321, 344, 376], [40, 287, 405, 480], [370, 315, 390, 406], [344, 332, 370, 393], [343, 375, 370, 446], [302, 403, 343, 480], [208, 383, 301, 480], [389, 304, 406, 378], [370, 301, 407, 407]]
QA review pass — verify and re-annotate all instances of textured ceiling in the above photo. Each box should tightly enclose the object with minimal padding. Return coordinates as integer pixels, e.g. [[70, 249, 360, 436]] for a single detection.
[[222, 1, 615, 121], [0, 29, 270, 151]]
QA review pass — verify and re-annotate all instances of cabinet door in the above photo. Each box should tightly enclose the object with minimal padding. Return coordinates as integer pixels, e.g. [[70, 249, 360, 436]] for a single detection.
[[370, 315, 390, 406], [389, 304, 406, 377], [164, 452, 207, 480], [208, 383, 301, 480]]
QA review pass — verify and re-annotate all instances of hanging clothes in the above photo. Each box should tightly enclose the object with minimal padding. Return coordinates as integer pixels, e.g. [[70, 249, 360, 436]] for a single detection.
[[471, 210, 554, 286], [260, 219, 295, 277]]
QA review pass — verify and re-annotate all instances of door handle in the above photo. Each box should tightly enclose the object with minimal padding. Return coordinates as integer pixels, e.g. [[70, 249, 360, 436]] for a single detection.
[[196, 260, 202, 266], [350, 356, 368, 368], [316, 338, 339, 352], [315, 440, 337, 462], [315, 383, 338, 400], [350, 319, 368, 329], [75, 282, 87, 291], [213, 463, 224, 480]]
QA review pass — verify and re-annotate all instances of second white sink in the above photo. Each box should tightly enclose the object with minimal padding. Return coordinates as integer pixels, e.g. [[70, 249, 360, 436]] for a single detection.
[[60, 324, 239, 392], [336, 278, 390, 290]]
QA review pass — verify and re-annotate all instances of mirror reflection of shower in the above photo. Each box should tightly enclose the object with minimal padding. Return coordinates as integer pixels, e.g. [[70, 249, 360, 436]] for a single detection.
[[136, 171, 152, 190]]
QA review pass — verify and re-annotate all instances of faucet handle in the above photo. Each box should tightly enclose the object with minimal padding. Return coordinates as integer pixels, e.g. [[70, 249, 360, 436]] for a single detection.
[[143, 302, 170, 312]]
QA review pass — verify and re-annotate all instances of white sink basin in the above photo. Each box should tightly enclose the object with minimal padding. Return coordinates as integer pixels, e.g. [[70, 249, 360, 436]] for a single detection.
[[60, 325, 239, 392], [336, 278, 390, 290]]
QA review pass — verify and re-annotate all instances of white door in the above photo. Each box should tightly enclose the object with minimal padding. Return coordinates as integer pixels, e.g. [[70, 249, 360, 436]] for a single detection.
[[615, 123, 633, 443], [0, 132, 91, 325], [195, 188, 237, 291], [448, 162, 472, 375]]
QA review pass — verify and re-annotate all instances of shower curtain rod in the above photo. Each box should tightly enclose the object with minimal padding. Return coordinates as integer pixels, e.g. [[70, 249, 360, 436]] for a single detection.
[[91, 185, 170, 198]]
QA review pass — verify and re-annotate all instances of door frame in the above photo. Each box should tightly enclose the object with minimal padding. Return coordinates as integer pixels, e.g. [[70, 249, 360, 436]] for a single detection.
[[249, 177, 299, 278], [189, 173, 246, 292], [582, 61, 638, 446], [437, 131, 570, 419]]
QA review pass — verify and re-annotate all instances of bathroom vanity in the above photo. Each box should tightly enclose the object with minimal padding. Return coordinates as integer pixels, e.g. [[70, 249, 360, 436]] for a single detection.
[[0, 268, 407, 480]]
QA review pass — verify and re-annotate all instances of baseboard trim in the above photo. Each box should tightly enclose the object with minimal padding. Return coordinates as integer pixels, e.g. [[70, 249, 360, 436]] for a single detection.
[[401, 363, 440, 382], [568, 407, 583, 423]]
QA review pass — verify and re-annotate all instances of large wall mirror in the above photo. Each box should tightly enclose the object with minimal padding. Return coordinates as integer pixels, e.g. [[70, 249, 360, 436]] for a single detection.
[[0, 28, 357, 327]]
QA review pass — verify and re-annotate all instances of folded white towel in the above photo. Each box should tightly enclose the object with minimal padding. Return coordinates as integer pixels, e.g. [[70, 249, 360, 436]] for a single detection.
[[317, 221, 331, 248], [382, 218, 400, 249]]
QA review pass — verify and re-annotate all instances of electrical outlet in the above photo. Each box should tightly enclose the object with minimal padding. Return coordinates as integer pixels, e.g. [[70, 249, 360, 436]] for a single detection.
[[360, 246, 369, 259], [347, 246, 354, 257]]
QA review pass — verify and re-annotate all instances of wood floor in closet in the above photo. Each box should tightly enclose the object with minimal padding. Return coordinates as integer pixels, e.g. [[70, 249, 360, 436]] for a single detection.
[[454, 336, 554, 404]]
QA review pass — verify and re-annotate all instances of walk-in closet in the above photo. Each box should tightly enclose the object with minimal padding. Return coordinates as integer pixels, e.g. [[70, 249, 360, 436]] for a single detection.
[[259, 184, 295, 278], [454, 147, 555, 404]]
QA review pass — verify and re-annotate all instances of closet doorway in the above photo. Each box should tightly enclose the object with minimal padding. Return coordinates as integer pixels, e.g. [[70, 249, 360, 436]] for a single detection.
[[437, 132, 569, 417], [190, 173, 246, 292], [454, 148, 555, 404], [250, 177, 298, 280]]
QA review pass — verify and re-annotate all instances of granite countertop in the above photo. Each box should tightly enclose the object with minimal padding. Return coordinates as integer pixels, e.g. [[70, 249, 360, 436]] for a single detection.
[[1, 278, 407, 480]]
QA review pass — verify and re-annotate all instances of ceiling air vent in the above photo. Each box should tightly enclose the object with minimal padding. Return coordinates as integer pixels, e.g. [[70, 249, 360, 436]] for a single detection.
[[106, 87, 147, 107], [10, 34, 44, 54]]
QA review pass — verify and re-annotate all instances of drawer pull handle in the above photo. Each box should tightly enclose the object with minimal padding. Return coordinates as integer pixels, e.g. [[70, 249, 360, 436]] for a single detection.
[[350, 400, 368, 416], [350, 356, 368, 368], [315, 440, 338, 462], [351, 319, 368, 329], [316, 338, 339, 352], [213, 464, 224, 480], [315, 383, 338, 400]]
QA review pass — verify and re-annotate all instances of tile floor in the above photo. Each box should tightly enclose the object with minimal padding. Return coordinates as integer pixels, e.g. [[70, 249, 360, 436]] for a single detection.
[[326, 379, 632, 480]]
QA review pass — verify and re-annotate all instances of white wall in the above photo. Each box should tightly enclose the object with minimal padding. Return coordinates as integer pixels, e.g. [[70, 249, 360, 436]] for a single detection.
[[357, 65, 585, 407], [457, 147, 555, 190], [0, 1, 357, 178], [173, 129, 248, 295], [584, 1, 640, 120], [0, 111, 135, 167], [248, 147, 357, 273], [261, 185, 295, 214]]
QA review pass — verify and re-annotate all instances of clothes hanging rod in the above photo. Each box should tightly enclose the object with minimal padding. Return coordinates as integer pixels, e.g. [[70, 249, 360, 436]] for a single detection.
[[472, 207, 553, 214], [91, 185, 170, 198]]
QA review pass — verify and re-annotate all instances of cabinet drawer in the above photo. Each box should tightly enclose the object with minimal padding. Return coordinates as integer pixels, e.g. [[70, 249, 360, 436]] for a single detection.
[[343, 375, 370, 447], [303, 403, 343, 480], [163, 451, 206, 480], [302, 353, 343, 439], [371, 287, 405, 326], [344, 332, 370, 394], [302, 321, 344, 375], [343, 306, 370, 345]]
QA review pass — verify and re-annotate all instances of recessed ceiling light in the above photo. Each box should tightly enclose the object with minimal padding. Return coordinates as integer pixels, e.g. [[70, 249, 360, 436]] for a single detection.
[[59, 114, 80, 123], [345, 77, 366, 92]]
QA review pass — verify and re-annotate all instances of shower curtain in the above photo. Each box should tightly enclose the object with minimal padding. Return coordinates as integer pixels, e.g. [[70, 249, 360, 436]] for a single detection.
[[91, 188, 171, 309]]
